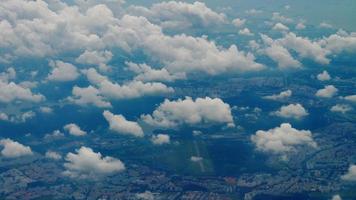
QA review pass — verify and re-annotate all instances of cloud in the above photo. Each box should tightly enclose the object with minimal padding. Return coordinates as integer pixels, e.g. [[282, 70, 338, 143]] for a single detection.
[[0, 112, 9, 121], [0, 80, 45, 103], [47, 60, 80, 82], [45, 151, 62, 160], [151, 134, 170, 145], [64, 123, 87, 136], [0, 138, 33, 158], [103, 110, 144, 137], [141, 97, 234, 128], [0, 67, 16, 82], [76, 50, 113, 72], [44, 130, 65, 140], [126, 62, 186, 82], [279, 33, 330, 64], [127, 1, 226, 30], [271, 12, 293, 24], [330, 104, 352, 114], [341, 164, 356, 181], [264, 44, 301, 69], [263, 90, 292, 100], [319, 30, 356, 54], [232, 18, 246, 27], [82, 68, 174, 99], [343, 95, 356, 103], [67, 85, 112, 108], [239, 28, 254, 36], [317, 70, 331, 81], [251, 123, 317, 154], [272, 103, 309, 119], [136, 191, 155, 200], [272, 23, 289, 32], [39, 106, 53, 114], [315, 85, 338, 98], [0, 1, 263, 78], [190, 156, 203, 162], [63, 146, 125, 179], [261, 32, 330, 65], [332, 195, 342, 200], [245, 9, 262, 15], [106, 15, 263, 75]]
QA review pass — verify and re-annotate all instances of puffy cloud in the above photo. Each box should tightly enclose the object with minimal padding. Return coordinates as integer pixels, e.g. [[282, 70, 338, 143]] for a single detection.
[[103, 110, 144, 137], [0, 67, 16, 82], [47, 60, 80, 82], [232, 18, 246, 27], [127, 1, 226, 30], [67, 85, 112, 108], [263, 90, 292, 100], [317, 70, 331, 81], [0, 80, 44, 103], [0, 112, 9, 121], [251, 123, 317, 154], [190, 156, 203, 162], [45, 151, 62, 160], [126, 62, 186, 82], [319, 30, 356, 54], [141, 97, 234, 128], [239, 28, 254, 36], [279, 33, 330, 64], [341, 164, 356, 181], [272, 103, 309, 119], [0, 0, 121, 58], [63, 146, 125, 179], [272, 23, 289, 32], [83, 68, 173, 99], [315, 85, 338, 98], [343, 95, 356, 103], [106, 15, 263, 75], [0, 110, 36, 123], [44, 129, 64, 140], [1, 1, 263, 77], [0, 138, 33, 158], [332, 195, 342, 200], [76, 50, 112, 72], [64, 123, 87, 136], [264, 44, 301, 69], [151, 134, 170, 145], [261, 33, 330, 65], [136, 191, 155, 200], [39, 106, 53, 114], [330, 104, 352, 114]]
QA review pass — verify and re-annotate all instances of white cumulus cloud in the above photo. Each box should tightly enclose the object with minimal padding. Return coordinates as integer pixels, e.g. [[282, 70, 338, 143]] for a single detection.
[[251, 123, 317, 154], [103, 110, 144, 137], [272, 103, 309, 119], [315, 85, 338, 98], [141, 97, 234, 128], [63, 146, 125, 179], [64, 123, 87, 136], [0, 138, 33, 158]]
